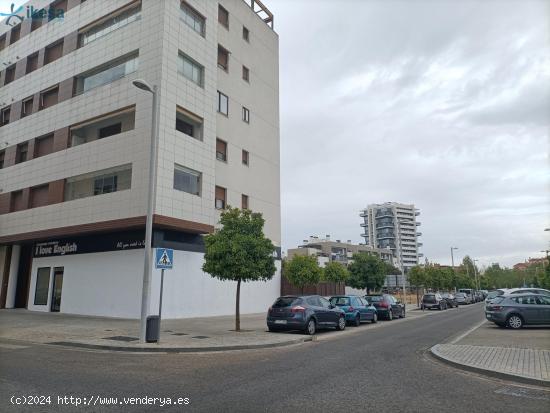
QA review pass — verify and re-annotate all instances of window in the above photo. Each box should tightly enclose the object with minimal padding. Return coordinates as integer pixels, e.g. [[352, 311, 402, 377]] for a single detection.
[[26, 53, 39, 74], [31, 13, 44, 31], [242, 65, 249, 82], [215, 186, 226, 209], [241, 194, 248, 210], [49, 0, 67, 21], [75, 52, 139, 94], [242, 106, 250, 123], [79, 2, 142, 46], [40, 86, 59, 110], [10, 190, 25, 212], [44, 40, 64, 65], [174, 164, 201, 195], [34, 134, 54, 158], [70, 106, 135, 146], [4, 65, 16, 85], [180, 1, 205, 36], [242, 150, 249, 166], [176, 106, 203, 141], [218, 5, 229, 28], [21, 97, 34, 118], [10, 24, 21, 45], [1, 107, 10, 126], [16, 143, 29, 164], [217, 91, 228, 115], [65, 165, 132, 201], [0, 150, 4, 169], [218, 45, 229, 71], [178, 52, 203, 86], [0, 35, 5, 51], [242, 26, 249, 41], [34, 268, 51, 305], [216, 139, 227, 161], [30, 185, 50, 208]]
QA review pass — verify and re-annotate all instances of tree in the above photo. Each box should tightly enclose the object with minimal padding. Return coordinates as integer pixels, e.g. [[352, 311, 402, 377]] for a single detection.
[[408, 265, 426, 288], [347, 253, 387, 294], [284, 255, 323, 293], [203, 207, 276, 331], [322, 261, 349, 283]]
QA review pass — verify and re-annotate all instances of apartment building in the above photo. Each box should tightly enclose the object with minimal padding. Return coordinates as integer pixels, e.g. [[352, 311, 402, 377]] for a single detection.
[[0, 0, 281, 318], [360, 202, 422, 274], [287, 235, 394, 267]]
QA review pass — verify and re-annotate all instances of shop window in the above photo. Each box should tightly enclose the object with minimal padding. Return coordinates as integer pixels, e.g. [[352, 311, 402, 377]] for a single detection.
[[34, 268, 51, 305]]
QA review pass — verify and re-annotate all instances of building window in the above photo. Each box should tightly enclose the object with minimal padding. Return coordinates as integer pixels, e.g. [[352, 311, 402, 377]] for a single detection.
[[0, 34, 5, 51], [180, 1, 205, 36], [44, 40, 64, 65], [49, 0, 68, 21], [0, 150, 4, 169], [4, 65, 16, 85], [79, 2, 142, 47], [30, 185, 50, 208], [176, 106, 203, 141], [218, 5, 229, 29], [217, 91, 228, 115], [39, 86, 59, 110], [242, 107, 250, 123], [71, 106, 135, 146], [16, 143, 29, 164], [26, 53, 39, 74], [242, 65, 249, 82], [34, 268, 51, 305], [242, 149, 249, 166], [34, 134, 54, 158], [10, 190, 25, 212], [1, 107, 10, 126], [217, 45, 229, 71], [10, 24, 21, 45], [65, 165, 132, 201], [241, 194, 249, 210], [174, 164, 201, 195], [215, 186, 226, 209], [242, 26, 249, 42], [75, 52, 139, 94], [216, 138, 227, 162], [178, 52, 203, 87], [31, 13, 44, 31], [21, 97, 34, 118]]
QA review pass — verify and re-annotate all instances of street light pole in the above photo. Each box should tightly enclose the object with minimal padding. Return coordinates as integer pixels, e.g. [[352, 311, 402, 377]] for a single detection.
[[473, 259, 480, 291], [133, 79, 159, 343], [450, 247, 458, 292]]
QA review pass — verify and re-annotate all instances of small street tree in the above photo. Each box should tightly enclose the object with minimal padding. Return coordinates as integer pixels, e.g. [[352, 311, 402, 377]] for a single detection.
[[203, 207, 276, 331], [347, 253, 387, 294], [322, 261, 349, 283], [284, 255, 322, 294]]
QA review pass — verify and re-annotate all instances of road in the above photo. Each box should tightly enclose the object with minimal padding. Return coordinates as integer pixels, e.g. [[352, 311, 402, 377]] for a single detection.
[[1, 303, 548, 412]]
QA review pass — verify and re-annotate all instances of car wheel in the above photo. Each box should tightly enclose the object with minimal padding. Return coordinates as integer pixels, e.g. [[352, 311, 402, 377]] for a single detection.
[[372, 313, 378, 323], [354, 314, 361, 327], [438, 303, 443, 311], [336, 316, 346, 331], [304, 318, 316, 335], [507, 314, 523, 329], [388, 310, 393, 320]]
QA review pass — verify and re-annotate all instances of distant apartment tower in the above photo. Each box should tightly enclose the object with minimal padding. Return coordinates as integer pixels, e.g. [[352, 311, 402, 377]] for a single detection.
[[360, 202, 422, 273], [0, 0, 280, 318]]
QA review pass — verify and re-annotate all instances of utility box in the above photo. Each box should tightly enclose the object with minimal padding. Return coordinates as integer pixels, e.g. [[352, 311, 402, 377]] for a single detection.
[[146, 315, 160, 343]]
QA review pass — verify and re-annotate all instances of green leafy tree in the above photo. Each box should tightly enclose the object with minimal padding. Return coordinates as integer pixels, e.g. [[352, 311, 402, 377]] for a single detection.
[[284, 255, 323, 294], [203, 207, 276, 331], [322, 261, 349, 283], [347, 253, 387, 294], [408, 265, 426, 288]]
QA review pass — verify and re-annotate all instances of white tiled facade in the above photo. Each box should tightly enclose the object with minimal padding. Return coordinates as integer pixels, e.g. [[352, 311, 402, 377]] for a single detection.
[[0, 0, 281, 317]]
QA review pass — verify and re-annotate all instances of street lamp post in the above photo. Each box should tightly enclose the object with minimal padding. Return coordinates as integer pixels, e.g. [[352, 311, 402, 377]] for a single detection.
[[450, 247, 458, 292], [133, 79, 159, 343], [473, 259, 480, 291]]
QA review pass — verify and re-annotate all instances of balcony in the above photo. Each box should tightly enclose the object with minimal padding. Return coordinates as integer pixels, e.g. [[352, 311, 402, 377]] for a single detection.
[[360, 222, 367, 227], [375, 213, 394, 219], [377, 234, 396, 240], [417, 243, 423, 247], [242, 0, 274, 28], [415, 222, 421, 226], [360, 211, 368, 217], [416, 232, 422, 236], [415, 210, 420, 216], [360, 233, 369, 238]]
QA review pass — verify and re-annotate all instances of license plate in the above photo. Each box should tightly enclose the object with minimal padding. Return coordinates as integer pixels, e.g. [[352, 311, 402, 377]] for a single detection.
[[486, 314, 491, 318], [274, 320, 287, 325]]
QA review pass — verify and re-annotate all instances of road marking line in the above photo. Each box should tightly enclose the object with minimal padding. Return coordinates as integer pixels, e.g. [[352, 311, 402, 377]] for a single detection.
[[0, 343, 29, 350], [449, 318, 487, 344]]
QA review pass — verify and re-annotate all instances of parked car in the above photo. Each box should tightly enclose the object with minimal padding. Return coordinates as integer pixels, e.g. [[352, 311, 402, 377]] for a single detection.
[[421, 293, 448, 310], [506, 288, 550, 296], [329, 295, 378, 326], [441, 292, 458, 308], [485, 293, 550, 328], [458, 288, 476, 303], [365, 294, 405, 320], [266, 295, 346, 335], [485, 289, 507, 303], [455, 292, 471, 305]]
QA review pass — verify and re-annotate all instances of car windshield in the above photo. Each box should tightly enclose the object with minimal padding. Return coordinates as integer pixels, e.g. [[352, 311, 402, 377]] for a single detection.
[[487, 291, 500, 299], [330, 297, 350, 306], [366, 296, 382, 302], [491, 297, 505, 304], [272, 297, 300, 308]]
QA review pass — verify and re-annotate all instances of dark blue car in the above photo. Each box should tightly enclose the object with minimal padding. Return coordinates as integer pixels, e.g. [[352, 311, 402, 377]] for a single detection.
[[330, 295, 378, 326], [267, 295, 346, 335]]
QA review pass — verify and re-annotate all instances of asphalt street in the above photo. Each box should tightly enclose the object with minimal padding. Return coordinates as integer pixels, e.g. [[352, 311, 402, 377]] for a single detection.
[[1, 303, 548, 413]]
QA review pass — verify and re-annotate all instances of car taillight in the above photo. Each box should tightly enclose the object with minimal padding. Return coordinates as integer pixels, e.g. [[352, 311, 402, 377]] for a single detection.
[[291, 305, 305, 313], [379, 301, 388, 308], [348, 306, 355, 312]]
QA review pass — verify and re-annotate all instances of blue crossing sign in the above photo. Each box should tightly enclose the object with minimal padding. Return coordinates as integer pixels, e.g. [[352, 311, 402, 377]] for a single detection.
[[155, 248, 173, 270]]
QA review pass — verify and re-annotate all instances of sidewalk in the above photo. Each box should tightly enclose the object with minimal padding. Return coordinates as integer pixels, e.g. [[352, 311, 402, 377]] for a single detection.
[[0, 310, 311, 353], [431, 321, 550, 387]]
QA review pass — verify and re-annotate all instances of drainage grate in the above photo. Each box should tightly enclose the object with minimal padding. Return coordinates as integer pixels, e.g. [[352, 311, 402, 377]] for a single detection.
[[103, 336, 139, 342], [191, 336, 209, 339], [172, 333, 188, 336]]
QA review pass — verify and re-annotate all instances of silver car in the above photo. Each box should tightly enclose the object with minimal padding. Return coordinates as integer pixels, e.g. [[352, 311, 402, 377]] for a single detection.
[[485, 293, 550, 328]]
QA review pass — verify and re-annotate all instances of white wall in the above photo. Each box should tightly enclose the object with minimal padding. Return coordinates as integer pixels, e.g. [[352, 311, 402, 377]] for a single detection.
[[28, 249, 281, 319]]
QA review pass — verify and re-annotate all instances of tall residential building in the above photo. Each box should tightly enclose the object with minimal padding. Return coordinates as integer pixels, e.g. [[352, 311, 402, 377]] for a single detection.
[[0, 0, 280, 318], [360, 202, 422, 274]]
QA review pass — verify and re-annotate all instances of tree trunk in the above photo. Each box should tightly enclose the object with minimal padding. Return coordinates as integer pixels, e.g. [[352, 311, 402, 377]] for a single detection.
[[235, 279, 241, 332]]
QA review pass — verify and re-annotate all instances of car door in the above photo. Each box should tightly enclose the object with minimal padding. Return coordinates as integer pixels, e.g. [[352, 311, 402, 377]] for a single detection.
[[535, 295, 550, 323], [387, 295, 397, 315], [352, 297, 364, 320], [307, 296, 327, 326], [319, 296, 338, 325], [515, 296, 539, 324]]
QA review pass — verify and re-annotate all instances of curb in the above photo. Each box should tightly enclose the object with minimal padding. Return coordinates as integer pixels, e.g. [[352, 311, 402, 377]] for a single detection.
[[430, 344, 550, 388], [47, 337, 313, 353]]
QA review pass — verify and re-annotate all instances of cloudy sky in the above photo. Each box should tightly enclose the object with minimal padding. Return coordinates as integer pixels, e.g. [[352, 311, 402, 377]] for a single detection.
[[266, 0, 550, 268]]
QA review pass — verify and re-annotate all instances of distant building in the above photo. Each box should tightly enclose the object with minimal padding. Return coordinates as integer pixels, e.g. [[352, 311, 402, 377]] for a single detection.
[[513, 257, 548, 271]]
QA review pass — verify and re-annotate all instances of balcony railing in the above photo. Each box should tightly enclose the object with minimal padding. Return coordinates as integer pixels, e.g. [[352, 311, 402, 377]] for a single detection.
[[242, 0, 274, 28]]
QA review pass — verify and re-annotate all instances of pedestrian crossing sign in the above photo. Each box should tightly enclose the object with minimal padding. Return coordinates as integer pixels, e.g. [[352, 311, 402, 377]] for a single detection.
[[155, 248, 174, 270]]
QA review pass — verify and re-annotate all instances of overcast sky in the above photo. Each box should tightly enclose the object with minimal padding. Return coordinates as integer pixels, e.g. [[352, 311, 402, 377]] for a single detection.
[[267, 0, 550, 268]]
